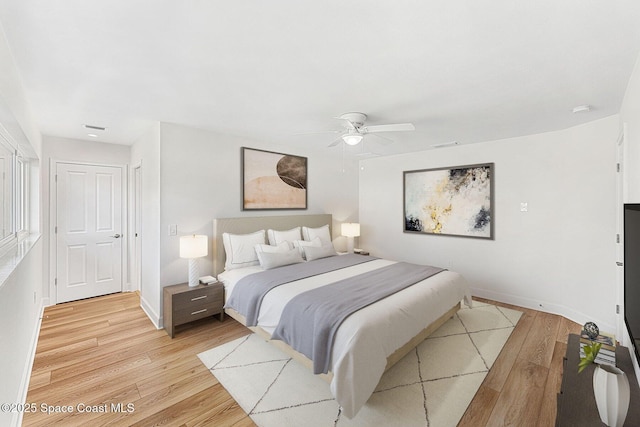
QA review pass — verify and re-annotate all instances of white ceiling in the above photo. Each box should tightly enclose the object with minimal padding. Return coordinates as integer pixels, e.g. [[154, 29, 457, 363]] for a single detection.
[[1, 0, 640, 156]]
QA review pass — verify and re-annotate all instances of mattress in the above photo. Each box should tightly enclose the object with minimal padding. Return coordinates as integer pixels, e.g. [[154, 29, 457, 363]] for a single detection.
[[219, 257, 472, 418]]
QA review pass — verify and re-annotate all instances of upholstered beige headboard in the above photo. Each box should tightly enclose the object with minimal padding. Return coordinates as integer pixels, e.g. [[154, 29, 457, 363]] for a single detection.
[[213, 214, 333, 275]]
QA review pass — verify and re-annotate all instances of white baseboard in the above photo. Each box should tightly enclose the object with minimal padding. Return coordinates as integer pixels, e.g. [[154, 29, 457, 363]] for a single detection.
[[140, 294, 162, 330], [13, 300, 45, 427], [124, 281, 138, 293], [471, 287, 617, 334]]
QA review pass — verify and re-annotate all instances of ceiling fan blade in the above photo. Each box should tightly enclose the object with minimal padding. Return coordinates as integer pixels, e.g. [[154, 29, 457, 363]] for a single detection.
[[364, 123, 415, 133], [333, 116, 356, 129], [328, 136, 343, 147], [369, 133, 393, 145], [352, 139, 381, 156], [293, 130, 339, 136]]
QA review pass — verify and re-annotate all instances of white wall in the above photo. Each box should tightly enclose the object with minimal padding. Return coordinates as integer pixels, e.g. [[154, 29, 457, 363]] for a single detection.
[[0, 21, 41, 156], [130, 124, 162, 326], [146, 122, 359, 326], [40, 136, 131, 304], [0, 238, 43, 427], [0, 21, 43, 427], [621, 53, 640, 202], [359, 115, 620, 331]]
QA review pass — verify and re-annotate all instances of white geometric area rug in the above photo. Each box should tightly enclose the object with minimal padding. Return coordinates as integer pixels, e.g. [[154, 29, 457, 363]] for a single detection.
[[198, 301, 522, 427]]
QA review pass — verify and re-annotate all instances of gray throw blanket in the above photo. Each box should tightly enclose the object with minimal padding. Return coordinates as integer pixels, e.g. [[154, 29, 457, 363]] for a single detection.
[[271, 262, 445, 374], [225, 254, 376, 325]]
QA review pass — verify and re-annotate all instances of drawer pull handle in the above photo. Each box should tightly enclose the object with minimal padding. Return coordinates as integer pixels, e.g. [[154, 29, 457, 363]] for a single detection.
[[191, 295, 207, 301], [191, 309, 207, 315]]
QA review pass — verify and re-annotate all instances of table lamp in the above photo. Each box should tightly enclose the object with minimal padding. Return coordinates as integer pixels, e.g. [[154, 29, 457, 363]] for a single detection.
[[180, 234, 208, 287], [341, 223, 360, 253]]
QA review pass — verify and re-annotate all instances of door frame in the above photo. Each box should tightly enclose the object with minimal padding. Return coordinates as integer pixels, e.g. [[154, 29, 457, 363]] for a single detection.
[[616, 124, 627, 342], [49, 159, 129, 305], [130, 161, 142, 292]]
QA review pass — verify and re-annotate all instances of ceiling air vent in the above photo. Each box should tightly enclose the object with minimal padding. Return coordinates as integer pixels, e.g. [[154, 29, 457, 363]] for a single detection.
[[83, 124, 107, 131]]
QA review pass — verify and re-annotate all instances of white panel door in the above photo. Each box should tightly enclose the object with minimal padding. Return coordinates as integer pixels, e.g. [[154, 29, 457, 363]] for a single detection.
[[56, 162, 123, 303]]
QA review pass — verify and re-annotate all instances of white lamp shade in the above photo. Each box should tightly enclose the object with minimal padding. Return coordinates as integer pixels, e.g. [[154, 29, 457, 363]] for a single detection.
[[341, 223, 360, 237], [180, 235, 208, 259]]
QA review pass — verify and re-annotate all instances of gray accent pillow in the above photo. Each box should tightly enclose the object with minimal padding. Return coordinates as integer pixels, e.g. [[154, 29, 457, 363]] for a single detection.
[[257, 248, 304, 270], [304, 244, 337, 261]]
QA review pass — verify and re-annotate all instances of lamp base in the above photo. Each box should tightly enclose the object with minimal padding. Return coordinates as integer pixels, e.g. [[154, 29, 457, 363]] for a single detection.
[[188, 258, 200, 287], [346, 236, 355, 254]]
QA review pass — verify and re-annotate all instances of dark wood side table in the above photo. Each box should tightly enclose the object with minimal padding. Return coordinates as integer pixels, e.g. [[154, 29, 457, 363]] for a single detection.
[[163, 282, 225, 338], [556, 334, 640, 426]]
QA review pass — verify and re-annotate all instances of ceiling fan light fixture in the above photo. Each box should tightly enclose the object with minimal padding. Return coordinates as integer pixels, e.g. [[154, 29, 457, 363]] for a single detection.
[[342, 134, 363, 145]]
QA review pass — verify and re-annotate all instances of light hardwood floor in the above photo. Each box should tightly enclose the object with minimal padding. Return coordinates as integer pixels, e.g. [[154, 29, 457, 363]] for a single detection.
[[23, 292, 580, 426]]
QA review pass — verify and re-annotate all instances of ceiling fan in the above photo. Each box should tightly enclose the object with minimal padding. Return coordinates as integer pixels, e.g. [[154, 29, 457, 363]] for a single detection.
[[310, 112, 415, 147]]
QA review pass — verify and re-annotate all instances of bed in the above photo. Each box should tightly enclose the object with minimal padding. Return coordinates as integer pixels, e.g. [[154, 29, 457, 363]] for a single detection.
[[213, 214, 472, 418]]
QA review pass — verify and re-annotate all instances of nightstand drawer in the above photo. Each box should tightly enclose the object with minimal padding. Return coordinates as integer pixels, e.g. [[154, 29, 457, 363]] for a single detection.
[[173, 286, 223, 310], [173, 301, 223, 325]]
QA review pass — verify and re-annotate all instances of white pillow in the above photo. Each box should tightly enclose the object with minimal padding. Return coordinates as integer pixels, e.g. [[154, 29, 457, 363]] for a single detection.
[[302, 224, 331, 245], [292, 237, 321, 258], [267, 227, 301, 248], [257, 248, 304, 270], [255, 241, 290, 255], [222, 230, 265, 270], [304, 244, 337, 261]]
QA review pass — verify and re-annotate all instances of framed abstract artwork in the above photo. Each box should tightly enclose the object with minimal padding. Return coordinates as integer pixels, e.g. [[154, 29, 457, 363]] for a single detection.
[[403, 163, 494, 239], [242, 147, 308, 210]]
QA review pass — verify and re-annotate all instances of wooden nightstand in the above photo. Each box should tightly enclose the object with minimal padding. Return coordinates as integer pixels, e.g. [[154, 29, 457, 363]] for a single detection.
[[163, 282, 225, 338]]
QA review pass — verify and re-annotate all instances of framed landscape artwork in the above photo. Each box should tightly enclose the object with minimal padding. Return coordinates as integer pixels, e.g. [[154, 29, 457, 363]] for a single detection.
[[242, 147, 308, 210], [404, 163, 494, 239]]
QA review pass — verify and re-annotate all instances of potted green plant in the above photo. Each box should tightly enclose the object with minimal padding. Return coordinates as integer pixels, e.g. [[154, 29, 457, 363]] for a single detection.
[[578, 323, 629, 427], [578, 340, 601, 373]]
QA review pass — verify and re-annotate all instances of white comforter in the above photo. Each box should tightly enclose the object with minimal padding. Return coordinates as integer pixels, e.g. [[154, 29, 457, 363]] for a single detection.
[[219, 258, 472, 418]]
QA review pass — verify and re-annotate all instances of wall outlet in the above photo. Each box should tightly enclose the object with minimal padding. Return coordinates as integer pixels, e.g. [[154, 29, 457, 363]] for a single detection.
[[520, 202, 528, 212]]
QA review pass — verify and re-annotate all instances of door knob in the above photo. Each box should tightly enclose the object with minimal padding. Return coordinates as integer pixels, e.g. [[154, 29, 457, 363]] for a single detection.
[[111, 233, 121, 238]]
